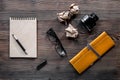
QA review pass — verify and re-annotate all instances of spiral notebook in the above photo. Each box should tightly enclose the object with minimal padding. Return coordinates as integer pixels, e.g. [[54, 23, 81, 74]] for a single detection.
[[9, 17, 37, 58]]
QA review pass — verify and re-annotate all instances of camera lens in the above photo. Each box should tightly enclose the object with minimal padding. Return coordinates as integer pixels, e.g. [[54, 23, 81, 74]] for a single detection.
[[90, 13, 99, 22], [80, 13, 99, 32]]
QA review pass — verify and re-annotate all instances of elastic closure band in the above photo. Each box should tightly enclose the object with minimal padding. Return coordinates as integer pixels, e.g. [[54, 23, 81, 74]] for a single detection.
[[87, 44, 100, 58]]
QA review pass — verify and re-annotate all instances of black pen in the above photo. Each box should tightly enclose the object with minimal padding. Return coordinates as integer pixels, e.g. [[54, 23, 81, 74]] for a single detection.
[[12, 34, 27, 55]]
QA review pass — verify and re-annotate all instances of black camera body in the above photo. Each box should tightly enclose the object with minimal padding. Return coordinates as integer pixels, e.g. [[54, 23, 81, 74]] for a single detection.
[[81, 13, 99, 32]]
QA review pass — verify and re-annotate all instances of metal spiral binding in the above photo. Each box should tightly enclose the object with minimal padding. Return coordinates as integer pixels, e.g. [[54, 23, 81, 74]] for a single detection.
[[10, 17, 36, 20]]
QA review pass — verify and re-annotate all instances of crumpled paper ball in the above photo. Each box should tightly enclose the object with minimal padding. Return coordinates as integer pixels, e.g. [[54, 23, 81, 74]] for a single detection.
[[69, 3, 79, 15], [57, 3, 79, 23], [65, 24, 78, 38], [57, 11, 70, 22]]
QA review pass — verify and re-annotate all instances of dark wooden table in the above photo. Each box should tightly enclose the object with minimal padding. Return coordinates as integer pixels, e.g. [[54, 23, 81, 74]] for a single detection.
[[0, 0, 120, 80]]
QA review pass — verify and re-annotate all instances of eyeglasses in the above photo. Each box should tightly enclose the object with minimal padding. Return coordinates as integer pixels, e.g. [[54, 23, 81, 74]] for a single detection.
[[46, 28, 67, 57]]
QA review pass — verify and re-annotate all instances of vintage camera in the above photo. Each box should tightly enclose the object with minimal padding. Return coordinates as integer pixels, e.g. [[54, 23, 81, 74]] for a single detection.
[[80, 13, 99, 32]]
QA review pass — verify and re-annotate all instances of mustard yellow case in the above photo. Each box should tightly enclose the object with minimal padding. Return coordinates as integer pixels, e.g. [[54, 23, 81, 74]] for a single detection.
[[69, 31, 115, 74]]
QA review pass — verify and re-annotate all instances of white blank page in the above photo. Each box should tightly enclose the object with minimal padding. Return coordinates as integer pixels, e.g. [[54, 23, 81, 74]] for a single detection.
[[9, 17, 37, 58]]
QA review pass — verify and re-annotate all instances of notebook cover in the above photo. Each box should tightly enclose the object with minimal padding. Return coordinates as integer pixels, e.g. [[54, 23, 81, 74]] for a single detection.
[[69, 31, 115, 74], [9, 17, 37, 58]]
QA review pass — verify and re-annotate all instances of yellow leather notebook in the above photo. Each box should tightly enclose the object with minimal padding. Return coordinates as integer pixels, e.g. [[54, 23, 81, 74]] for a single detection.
[[69, 31, 115, 74]]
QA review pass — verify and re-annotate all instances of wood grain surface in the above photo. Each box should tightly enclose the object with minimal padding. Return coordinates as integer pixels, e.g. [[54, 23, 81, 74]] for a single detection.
[[0, 0, 120, 80]]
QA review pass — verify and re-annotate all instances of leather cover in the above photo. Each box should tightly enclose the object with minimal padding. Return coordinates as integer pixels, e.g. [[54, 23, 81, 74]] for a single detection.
[[69, 31, 115, 74]]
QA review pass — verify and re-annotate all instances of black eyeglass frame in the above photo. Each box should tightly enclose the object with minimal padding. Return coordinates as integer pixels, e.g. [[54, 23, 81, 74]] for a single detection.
[[46, 28, 67, 57]]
